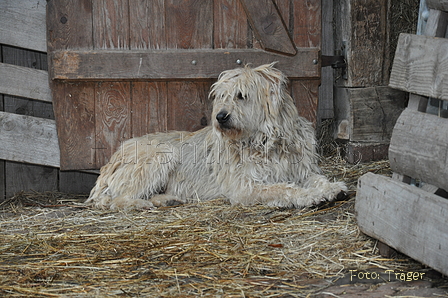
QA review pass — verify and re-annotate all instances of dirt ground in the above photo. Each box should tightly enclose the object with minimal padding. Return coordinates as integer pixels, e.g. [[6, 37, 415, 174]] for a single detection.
[[0, 159, 447, 297]]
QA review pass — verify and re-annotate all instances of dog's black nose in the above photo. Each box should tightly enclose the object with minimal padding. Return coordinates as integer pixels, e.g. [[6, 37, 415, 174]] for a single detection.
[[216, 111, 230, 124]]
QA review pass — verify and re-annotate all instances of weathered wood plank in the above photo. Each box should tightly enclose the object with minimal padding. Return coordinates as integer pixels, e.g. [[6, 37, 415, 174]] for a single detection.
[[239, 0, 296, 55], [290, 0, 321, 124], [129, 0, 166, 49], [54, 82, 96, 170], [214, 0, 248, 49], [165, 0, 213, 49], [166, 81, 213, 132], [50, 49, 320, 80], [356, 173, 448, 276], [0, 63, 51, 103], [0, 0, 47, 52], [390, 34, 448, 101], [2, 44, 58, 197], [131, 82, 168, 137], [334, 86, 406, 142], [0, 112, 59, 167], [290, 80, 319, 125], [46, 0, 94, 51], [95, 82, 131, 167], [92, 0, 129, 49], [389, 108, 448, 191], [427, 0, 448, 12]]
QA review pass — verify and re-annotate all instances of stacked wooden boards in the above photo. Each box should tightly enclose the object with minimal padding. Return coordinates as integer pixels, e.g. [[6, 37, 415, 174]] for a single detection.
[[356, 0, 448, 276]]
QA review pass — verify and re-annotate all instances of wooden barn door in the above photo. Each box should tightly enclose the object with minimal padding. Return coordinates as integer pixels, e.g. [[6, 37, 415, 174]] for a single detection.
[[47, 0, 321, 170]]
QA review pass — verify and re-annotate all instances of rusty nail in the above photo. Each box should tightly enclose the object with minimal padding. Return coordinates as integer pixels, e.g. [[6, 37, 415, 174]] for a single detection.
[[60, 16, 68, 24]]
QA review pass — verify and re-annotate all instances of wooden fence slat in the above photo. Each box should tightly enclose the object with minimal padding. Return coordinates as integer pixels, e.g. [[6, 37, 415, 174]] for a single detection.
[[389, 108, 448, 191], [0, 63, 51, 103], [239, 0, 296, 55], [0, 0, 47, 52], [49, 49, 320, 80], [0, 111, 60, 168], [356, 172, 448, 276], [389, 33, 448, 101], [427, 0, 448, 12]]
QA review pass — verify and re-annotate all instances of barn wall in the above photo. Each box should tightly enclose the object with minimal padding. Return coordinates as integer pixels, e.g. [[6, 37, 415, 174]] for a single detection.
[[332, 0, 418, 163], [0, 1, 97, 201]]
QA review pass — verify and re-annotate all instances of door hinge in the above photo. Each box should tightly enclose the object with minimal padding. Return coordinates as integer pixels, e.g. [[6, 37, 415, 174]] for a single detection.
[[321, 41, 347, 80]]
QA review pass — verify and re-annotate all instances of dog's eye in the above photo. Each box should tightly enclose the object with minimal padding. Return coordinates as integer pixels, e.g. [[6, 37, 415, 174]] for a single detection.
[[237, 92, 245, 100]]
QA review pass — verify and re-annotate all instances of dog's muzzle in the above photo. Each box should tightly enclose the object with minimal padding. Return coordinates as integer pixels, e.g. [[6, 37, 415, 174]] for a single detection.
[[216, 111, 231, 129]]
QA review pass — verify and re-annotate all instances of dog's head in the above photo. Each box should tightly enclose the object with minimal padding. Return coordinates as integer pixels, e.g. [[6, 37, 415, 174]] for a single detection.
[[210, 63, 296, 141]]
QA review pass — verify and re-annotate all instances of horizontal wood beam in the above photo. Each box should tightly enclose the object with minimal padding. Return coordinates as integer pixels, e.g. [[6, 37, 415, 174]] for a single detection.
[[49, 49, 320, 80], [427, 0, 448, 12], [0, 111, 60, 167], [0, 63, 52, 103], [0, 0, 47, 52], [389, 33, 448, 100], [389, 108, 448, 191], [357, 173, 448, 276], [355, 173, 448, 275]]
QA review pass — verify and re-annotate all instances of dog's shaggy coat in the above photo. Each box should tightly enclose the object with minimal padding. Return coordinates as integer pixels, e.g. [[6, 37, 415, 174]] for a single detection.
[[87, 63, 346, 210]]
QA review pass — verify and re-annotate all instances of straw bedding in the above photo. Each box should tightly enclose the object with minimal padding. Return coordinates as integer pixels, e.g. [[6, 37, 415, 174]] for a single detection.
[[0, 156, 424, 297]]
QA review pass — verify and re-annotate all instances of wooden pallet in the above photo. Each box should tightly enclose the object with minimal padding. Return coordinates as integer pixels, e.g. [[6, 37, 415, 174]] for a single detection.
[[356, 0, 448, 276]]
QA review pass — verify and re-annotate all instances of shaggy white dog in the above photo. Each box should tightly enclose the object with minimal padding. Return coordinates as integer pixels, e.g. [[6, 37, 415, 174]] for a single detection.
[[86, 63, 346, 210]]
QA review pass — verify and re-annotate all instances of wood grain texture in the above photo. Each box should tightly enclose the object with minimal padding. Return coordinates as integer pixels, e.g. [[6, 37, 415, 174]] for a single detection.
[[334, 86, 406, 142], [167, 81, 213, 132], [46, 0, 94, 51], [214, 0, 248, 49], [130, 0, 166, 49], [0, 112, 59, 167], [0, 63, 51, 103], [92, 0, 130, 49], [356, 172, 448, 276], [131, 82, 168, 137], [427, 0, 448, 11], [389, 108, 448, 191], [239, 0, 296, 55], [291, 80, 319, 125], [390, 34, 448, 101], [53, 82, 96, 170], [50, 49, 320, 80], [165, 0, 213, 49], [0, 0, 47, 52], [95, 82, 131, 167]]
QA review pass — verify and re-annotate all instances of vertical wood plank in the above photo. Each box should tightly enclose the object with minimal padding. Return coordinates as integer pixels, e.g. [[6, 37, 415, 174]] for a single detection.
[[166, 81, 212, 131], [56, 82, 96, 170], [292, 0, 321, 48], [92, 0, 130, 49], [47, 0, 96, 170], [214, 0, 248, 48], [46, 0, 94, 52], [131, 82, 168, 137], [95, 82, 131, 166], [290, 0, 321, 125], [130, 0, 168, 139], [165, 0, 214, 133], [129, 0, 166, 49], [291, 79, 319, 125], [165, 0, 214, 49]]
